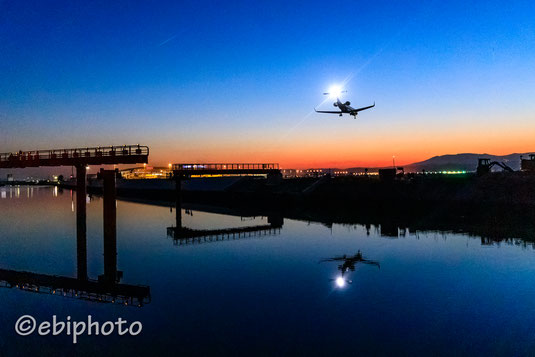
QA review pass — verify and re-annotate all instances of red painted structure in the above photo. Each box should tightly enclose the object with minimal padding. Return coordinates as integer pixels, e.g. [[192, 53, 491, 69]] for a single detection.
[[0, 145, 149, 168], [0, 145, 151, 305]]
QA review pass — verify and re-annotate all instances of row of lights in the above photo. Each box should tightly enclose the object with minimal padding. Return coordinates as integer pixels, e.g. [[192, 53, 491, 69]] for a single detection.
[[423, 170, 467, 174]]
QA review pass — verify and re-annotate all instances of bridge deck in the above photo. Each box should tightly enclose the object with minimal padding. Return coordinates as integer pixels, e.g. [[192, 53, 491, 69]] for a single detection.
[[0, 268, 150, 306], [172, 163, 279, 176], [167, 225, 281, 244], [0, 145, 149, 168]]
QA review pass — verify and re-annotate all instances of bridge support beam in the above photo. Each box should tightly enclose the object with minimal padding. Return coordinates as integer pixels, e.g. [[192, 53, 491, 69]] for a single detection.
[[175, 175, 183, 229], [75, 164, 87, 280], [101, 169, 118, 284]]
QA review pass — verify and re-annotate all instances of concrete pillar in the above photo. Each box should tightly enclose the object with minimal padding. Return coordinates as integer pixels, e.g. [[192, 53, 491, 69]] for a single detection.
[[75, 165, 87, 280], [175, 175, 182, 229], [101, 169, 117, 283]]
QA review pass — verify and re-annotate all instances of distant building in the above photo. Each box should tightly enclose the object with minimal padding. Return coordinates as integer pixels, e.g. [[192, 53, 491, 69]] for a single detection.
[[120, 166, 171, 179], [281, 169, 306, 178], [304, 169, 329, 177], [283, 168, 366, 178], [7, 174, 13, 182]]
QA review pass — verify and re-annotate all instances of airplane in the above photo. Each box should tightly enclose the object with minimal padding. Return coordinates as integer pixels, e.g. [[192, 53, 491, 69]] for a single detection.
[[320, 250, 380, 287], [315, 91, 375, 119], [320, 250, 380, 273]]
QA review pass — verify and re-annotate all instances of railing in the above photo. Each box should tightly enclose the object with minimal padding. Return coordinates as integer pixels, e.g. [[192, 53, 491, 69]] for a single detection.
[[0, 280, 150, 307], [167, 226, 281, 245], [0, 145, 149, 162], [172, 163, 279, 171]]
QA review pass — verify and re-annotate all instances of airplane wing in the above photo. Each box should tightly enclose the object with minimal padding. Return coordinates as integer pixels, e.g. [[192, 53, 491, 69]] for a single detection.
[[353, 102, 375, 112], [361, 260, 380, 268], [319, 256, 346, 263], [315, 109, 343, 114], [319, 258, 341, 263]]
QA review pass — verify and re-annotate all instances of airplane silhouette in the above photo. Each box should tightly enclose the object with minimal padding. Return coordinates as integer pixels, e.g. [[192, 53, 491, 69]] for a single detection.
[[315, 90, 375, 119], [320, 250, 380, 286]]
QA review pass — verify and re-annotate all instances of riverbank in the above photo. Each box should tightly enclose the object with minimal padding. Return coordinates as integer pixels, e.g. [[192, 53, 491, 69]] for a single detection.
[[113, 188, 535, 245], [60, 171, 535, 207]]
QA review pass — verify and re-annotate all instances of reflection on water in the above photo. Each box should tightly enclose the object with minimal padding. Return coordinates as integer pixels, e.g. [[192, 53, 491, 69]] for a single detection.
[[2, 186, 535, 355], [167, 201, 283, 246], [0, 186, 150, 307], [320, 251, 380, 288]]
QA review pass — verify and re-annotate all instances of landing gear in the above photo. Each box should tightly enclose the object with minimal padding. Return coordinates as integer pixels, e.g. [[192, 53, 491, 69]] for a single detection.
[[339, 113, 343, 117]]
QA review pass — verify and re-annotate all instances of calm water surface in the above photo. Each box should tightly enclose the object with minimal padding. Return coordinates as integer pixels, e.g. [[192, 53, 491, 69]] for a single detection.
[[1, 186, 535, 356]]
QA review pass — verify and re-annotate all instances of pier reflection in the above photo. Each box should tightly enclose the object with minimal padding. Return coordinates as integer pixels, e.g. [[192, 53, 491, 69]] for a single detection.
[[0, 182, 150, 307], [166, 197, 283, 246], [159, 199, 535, 247], [109, 192, 535, 247]]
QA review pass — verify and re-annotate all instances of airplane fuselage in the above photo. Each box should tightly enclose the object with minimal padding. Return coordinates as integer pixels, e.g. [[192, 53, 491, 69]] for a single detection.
[[335, 98, 357, 115], [315, 93, 374, 118]]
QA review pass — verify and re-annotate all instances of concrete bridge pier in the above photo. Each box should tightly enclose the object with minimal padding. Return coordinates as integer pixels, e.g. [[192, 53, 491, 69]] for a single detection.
[[100, 169, 120, 284], [175, 175, 183, 229], [75, 164, 87, 280]]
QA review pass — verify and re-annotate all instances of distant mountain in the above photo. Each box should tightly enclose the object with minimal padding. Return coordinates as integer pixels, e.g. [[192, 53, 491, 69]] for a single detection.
[[346, 152, 533, 173], [401, 153, 530, 172]]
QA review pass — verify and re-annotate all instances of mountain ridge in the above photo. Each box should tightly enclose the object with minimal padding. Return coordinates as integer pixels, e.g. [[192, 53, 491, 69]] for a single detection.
[[346, 152, 533, 172]]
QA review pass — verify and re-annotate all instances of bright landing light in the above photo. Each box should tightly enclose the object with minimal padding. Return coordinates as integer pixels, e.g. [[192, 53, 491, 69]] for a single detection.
[[328, 85, 343, 99], [335, 276, 345, 288]]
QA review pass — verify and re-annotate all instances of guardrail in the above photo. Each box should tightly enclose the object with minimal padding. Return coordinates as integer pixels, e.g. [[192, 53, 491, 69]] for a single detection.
[[0, 145, 149, 163]]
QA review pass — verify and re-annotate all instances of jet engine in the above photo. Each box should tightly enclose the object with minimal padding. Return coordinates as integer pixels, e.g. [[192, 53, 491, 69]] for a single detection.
[[333, 102, 338, 107], [345, 101, 351, 106]]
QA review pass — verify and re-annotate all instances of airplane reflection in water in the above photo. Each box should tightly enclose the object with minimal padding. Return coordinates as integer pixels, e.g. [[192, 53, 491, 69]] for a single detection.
[[0, 182, 150, 307], [166, 198, 283, 246], [320, 251, 380, 288]]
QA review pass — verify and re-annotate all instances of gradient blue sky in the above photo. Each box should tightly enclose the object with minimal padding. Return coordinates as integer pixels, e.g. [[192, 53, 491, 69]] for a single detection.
[[1, 0, 535, 168]]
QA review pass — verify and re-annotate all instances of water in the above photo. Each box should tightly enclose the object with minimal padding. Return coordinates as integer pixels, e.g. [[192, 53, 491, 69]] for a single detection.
[[1, 186, 535, 356]]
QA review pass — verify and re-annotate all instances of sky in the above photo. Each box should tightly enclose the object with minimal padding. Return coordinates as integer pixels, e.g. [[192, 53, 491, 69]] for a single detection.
[[1, 0, 535, 169]]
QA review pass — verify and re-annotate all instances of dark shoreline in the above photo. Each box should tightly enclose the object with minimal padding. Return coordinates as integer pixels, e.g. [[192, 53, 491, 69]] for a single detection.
[[48, 171, 535, 244], [100, 171, 535, 209], [82, 184, 535, 246]]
